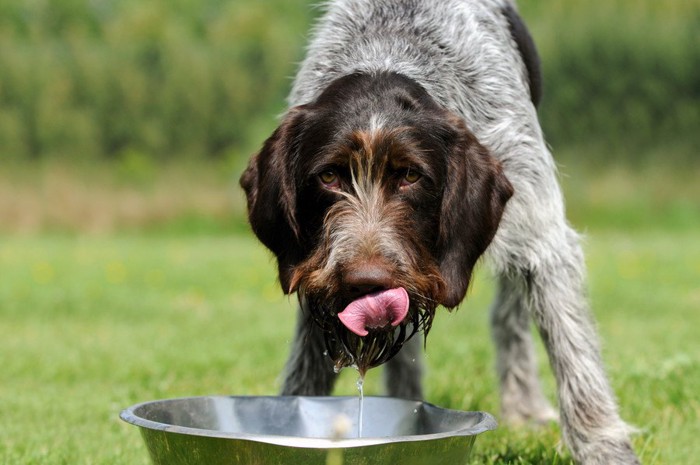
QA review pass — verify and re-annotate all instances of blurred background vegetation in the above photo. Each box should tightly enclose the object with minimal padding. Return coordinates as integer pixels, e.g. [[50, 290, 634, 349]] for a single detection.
[[0, 0, 697, 163], [0, 0, 698, 233], [0, 0, 313, 163]]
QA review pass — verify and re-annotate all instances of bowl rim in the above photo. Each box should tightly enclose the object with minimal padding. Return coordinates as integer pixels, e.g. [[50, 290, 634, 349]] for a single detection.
[[119, 395, 497, 449]]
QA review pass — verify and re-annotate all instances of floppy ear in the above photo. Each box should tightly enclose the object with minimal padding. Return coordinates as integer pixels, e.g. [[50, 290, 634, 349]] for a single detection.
[[240, 106, 309, 293], [437, 114, 514, 308]]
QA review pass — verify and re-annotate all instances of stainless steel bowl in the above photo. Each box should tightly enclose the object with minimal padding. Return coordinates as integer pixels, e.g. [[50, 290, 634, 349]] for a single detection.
[[120, 395, 496, 465]]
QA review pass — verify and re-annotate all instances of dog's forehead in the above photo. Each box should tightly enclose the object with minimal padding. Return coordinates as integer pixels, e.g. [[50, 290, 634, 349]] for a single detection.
[[337, 124, 427, 171]]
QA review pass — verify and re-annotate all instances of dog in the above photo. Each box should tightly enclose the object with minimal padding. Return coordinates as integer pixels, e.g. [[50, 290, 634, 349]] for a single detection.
[[240, 1, 640, 463]]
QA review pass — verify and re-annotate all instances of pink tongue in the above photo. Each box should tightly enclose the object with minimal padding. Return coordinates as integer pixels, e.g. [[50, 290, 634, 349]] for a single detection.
[[337, 287, 410, 336]]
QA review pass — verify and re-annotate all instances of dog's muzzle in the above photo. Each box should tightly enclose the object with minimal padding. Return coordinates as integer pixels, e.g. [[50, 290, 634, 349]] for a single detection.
[[328, 287, 414, 375]]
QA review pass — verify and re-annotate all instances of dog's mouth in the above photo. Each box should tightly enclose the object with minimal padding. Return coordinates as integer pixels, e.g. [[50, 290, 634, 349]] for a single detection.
[[331, 323, 415, 376], [337, 288, 410, 336], [302, 287, 436, 376]]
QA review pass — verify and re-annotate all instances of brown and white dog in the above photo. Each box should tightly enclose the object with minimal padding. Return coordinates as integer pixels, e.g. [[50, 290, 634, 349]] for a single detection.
[[240, 1, 640, 463]]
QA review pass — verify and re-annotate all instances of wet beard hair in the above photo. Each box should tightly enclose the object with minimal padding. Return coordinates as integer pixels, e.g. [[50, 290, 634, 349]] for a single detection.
[[300, 291, 437, 376]]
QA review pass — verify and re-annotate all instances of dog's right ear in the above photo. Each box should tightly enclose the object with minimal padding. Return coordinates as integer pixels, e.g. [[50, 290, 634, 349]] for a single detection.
[[240, 106, 310, 293]]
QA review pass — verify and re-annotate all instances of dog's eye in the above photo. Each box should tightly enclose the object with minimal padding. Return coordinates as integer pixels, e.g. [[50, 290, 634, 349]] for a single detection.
[[400, 168, 421, 187], [319, 170, 340, 189]]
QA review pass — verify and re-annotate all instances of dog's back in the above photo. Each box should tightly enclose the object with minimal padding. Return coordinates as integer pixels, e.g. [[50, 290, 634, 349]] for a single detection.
[[294, 2, 533, 113]]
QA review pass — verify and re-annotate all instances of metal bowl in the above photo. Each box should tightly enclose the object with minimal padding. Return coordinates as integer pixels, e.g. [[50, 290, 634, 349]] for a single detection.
[[120, 396, 495, 465]]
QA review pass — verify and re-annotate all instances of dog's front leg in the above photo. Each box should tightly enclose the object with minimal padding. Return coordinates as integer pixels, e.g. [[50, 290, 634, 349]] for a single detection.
[[524, 227, 640, 464], [280, 306, 338, 395]]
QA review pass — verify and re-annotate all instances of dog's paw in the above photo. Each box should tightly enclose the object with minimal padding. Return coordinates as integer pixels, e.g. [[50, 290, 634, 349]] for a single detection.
[[501, 391, 559, 427], [502, 404, 559, 427], [566, 421, 641, 465], [573, 438, 641, 465]]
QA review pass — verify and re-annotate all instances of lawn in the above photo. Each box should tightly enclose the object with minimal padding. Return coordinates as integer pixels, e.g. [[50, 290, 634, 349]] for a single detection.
[[1, 165, 698, 464]]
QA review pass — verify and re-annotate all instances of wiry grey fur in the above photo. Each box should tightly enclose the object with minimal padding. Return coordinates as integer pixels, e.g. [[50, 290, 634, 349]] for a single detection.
[[279, 0, 640, 463]]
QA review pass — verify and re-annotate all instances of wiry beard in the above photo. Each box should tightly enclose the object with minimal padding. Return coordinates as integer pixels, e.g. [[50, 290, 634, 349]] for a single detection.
[[299, 290, 438, 376]]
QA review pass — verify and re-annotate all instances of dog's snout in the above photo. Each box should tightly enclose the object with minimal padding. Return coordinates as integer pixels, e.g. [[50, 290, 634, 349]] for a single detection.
[[343, 261, 394, 298]]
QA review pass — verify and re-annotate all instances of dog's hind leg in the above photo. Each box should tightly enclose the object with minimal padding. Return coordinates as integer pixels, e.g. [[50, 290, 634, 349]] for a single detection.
[[490, 273, 557, 424], [280, 307, 338, 395], [383, 335, 424, 400]]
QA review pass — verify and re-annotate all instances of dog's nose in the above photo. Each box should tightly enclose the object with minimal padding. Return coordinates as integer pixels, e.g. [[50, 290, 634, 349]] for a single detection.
[[343, 261, 394, 298]]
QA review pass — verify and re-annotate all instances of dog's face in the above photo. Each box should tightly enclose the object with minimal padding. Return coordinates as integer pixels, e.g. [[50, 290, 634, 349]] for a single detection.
[[241, 72, 513, 372]]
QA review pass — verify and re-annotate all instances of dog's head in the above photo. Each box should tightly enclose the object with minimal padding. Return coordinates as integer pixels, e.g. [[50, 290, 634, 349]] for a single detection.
[[241, 72, 513, 373]]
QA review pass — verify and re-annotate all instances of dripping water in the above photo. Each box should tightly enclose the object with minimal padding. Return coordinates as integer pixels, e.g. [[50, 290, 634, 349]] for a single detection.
[[356, 375, 365, 438]]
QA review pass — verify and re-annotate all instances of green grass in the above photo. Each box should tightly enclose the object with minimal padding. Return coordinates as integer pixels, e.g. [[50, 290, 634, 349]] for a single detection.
[[1, 157, 698, 464], [1, 226, 698, 464]]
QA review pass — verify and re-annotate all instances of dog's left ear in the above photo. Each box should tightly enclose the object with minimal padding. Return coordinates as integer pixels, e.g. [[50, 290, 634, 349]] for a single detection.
[[240, 106, 310, 293], [437, 113, 514, 308]]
